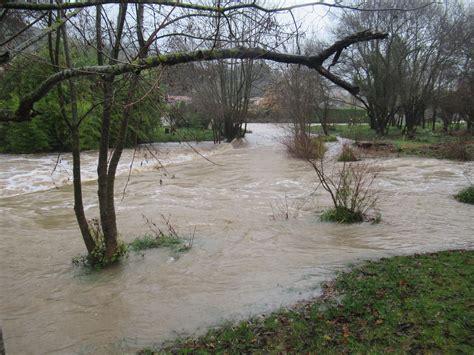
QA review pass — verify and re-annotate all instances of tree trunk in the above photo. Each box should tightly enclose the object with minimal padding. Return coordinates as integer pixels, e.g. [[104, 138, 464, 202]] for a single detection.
[[71, 128, 95, 254], [97, 76, 116, 257], [103, 74, 139, 259]]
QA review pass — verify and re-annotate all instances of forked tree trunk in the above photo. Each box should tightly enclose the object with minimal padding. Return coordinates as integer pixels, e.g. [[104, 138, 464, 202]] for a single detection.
[[102, 74, 140, 260]]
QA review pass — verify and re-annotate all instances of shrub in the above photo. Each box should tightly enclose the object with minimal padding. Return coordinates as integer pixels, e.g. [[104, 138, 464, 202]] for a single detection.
[[285, 132, 326, 160], [337, 144, 358, 162], [441, 141, 472, 161], [287, 128, 379, 223], [454, 186, 474, 204], [309, 159, 380, 223]]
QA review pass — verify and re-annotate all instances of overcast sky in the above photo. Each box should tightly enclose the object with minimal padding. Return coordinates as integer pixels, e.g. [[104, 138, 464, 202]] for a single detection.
[[274, 0, 342, 41]]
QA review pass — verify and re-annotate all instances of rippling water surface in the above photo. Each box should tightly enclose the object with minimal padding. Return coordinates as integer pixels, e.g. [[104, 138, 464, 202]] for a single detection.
[[0, 124, 473, 354]]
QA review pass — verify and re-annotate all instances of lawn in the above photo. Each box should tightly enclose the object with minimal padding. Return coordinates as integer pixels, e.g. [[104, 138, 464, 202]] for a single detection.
[[152, 127, 215, 143], [141, 250, 474, 354]]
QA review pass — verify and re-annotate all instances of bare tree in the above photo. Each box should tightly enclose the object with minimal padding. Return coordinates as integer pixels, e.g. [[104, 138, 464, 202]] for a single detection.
[[337, 0, 468, 137]]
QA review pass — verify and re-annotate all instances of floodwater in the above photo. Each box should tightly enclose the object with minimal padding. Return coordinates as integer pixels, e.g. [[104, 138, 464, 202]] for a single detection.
[[0, 124, 473, 354]]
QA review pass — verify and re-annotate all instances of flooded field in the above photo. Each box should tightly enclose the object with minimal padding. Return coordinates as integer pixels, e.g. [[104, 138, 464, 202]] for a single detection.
[[0, 124, 473, 354]]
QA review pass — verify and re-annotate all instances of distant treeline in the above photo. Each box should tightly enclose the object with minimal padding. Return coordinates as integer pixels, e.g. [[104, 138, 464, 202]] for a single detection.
[[250, 107, 367, 124]]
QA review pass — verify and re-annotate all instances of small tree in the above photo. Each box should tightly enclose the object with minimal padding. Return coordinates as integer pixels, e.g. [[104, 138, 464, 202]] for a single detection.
[[307, 151, 379, 223]]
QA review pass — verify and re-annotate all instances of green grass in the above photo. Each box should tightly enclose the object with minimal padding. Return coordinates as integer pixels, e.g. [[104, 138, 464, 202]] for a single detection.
[[152, 127, 214, 143], [311, 124, 473, 160], [320, 207, 364, 223], [455, 186, 474, 205], [143, 250, 474, 354], [128, 234, 182, 252], [316, 134, 338, 142]]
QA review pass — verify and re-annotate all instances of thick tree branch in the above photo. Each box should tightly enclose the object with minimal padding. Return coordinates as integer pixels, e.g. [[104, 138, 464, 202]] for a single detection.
[[0, 0, 436, 13], [7, 31, 387, 122]]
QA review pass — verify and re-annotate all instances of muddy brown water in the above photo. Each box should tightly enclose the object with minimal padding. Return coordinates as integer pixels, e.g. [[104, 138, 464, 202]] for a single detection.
[[0, 124, 473, 354]]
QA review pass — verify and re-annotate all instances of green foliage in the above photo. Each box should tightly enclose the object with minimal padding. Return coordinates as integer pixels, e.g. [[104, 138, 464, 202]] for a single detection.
[[72, 219, 128, 269], [0, 55, 169, 153], [0, 54, 68, 153], [321, 206, 364, 223], [454, 185, 474, 204], [129, 234, 181, 252], [152, 250, 474, 354], [133, 214, 195, 254], [2, 119, 50, 153]]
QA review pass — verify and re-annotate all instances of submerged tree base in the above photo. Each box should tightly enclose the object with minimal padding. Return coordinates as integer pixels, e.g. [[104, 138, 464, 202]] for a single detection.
[[320, 207, 364, 223], [142, 250, 474, 354]]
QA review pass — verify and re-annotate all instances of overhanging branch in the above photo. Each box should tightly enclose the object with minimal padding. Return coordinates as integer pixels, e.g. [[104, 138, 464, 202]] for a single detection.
[[0, 0, 436, 13], [7, 30, 387, 122]]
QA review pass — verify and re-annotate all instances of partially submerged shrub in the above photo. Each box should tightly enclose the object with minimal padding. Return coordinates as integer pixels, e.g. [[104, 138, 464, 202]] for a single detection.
[[309, 159, 380, 223], [130, 214, 195, 252], [285, 132, 326, 160], [337, 144, 358, 162], [286, 128, 379, 223], [454, 185, 474, 204]]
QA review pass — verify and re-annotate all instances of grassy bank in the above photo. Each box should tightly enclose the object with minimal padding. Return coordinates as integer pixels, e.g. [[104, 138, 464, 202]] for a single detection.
[[153, 127, 214, 143], [311, 124, 473, 160], [142, 250, 474, 354]]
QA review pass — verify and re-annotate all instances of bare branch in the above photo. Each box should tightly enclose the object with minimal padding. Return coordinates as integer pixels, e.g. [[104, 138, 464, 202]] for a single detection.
[[0, 0, 437, 14], [0, 9, 81, 64], [3, 31, 386, 122]]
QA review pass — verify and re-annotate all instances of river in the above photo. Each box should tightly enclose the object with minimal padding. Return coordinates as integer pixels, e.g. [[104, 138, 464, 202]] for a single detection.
[[0, 123, 473, 354]]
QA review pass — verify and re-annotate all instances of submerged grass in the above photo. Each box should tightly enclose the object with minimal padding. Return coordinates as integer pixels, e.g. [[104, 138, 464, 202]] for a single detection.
[[152, 127, 214, 143], [143, 250, 474, 354], [455, 185, 474, 204], [128, 234, 182, 252], [320, 207, 364, 223]]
